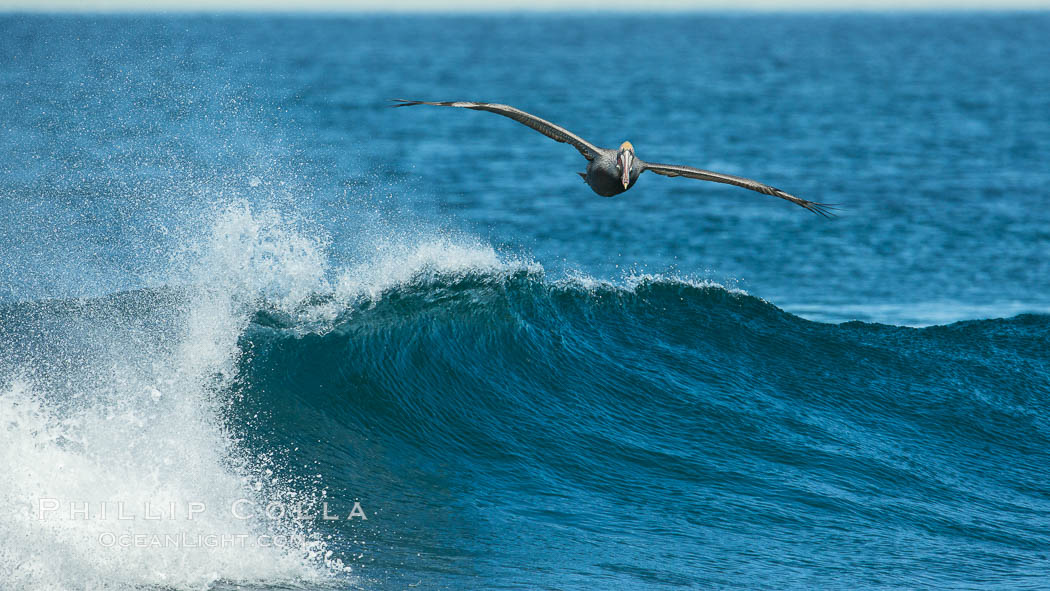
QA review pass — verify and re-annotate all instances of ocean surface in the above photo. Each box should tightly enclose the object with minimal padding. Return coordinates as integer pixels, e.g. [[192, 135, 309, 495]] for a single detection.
[[1, 12, 1049, 590]]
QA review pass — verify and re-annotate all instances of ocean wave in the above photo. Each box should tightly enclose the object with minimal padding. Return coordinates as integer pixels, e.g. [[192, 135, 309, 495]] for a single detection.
[[4, 200, 1050, 590]]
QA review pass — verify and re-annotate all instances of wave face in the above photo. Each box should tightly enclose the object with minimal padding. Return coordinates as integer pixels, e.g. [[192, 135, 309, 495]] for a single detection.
[[237, 269, 1050, 588]]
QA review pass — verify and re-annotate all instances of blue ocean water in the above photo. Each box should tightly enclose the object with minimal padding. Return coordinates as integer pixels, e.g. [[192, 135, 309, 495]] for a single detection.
[[1, 12, 1049, 590]]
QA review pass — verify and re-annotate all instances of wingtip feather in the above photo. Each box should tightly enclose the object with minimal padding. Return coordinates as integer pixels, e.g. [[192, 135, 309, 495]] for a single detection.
[[773, 188, 838, 218], [389, 98, 423, 107], [807, 202, 839, 218]]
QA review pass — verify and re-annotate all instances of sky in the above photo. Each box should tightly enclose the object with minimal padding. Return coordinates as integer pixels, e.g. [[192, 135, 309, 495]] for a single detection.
[[2, 0, 1049, 11]]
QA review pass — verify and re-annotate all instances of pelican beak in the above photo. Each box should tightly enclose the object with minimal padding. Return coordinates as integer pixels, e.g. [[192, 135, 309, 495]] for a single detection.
[[619, 151, 633, 189]]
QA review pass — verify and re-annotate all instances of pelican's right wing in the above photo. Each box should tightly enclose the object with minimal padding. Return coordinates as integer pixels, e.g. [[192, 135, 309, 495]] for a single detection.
[[643, 162, 835, 217], [392, 99, 601, 161]]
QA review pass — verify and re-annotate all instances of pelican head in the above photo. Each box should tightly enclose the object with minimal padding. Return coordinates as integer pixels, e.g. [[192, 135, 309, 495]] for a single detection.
[[617, 141, 635, 189]]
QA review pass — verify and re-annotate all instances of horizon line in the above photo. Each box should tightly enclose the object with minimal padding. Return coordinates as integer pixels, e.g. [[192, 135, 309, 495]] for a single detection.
[[3, 5, 1050, 13]]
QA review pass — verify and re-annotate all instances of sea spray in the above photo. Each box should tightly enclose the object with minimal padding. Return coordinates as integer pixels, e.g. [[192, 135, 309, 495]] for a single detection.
[[0, 201, 345, 590]]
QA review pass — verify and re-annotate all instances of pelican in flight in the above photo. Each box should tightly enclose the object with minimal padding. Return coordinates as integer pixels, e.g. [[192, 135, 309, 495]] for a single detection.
[[393, 99, 833, 216]]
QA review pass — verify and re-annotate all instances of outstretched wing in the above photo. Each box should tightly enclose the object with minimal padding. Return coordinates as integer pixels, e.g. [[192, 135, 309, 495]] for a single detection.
[[643, 162, 835, 217], [391, 99, 601, 161]]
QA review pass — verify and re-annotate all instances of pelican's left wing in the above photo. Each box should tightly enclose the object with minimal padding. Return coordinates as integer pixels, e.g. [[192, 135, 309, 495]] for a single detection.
[[392, 99, 601, 161], [643, 162, 835, 217]]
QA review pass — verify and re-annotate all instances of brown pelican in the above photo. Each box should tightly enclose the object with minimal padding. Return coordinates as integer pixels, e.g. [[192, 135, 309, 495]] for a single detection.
[[392, 99, 834, 217]]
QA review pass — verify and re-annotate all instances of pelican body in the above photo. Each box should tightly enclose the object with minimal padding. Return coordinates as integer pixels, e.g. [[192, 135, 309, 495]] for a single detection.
[[393, 100, 833, 216], [579, 141, 641, 196]]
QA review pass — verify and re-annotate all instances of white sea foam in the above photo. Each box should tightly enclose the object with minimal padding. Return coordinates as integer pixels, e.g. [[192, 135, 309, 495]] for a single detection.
[[0, 201, 345, 590], [334, 234, 542, 302], [555, 269, 748, 298]]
